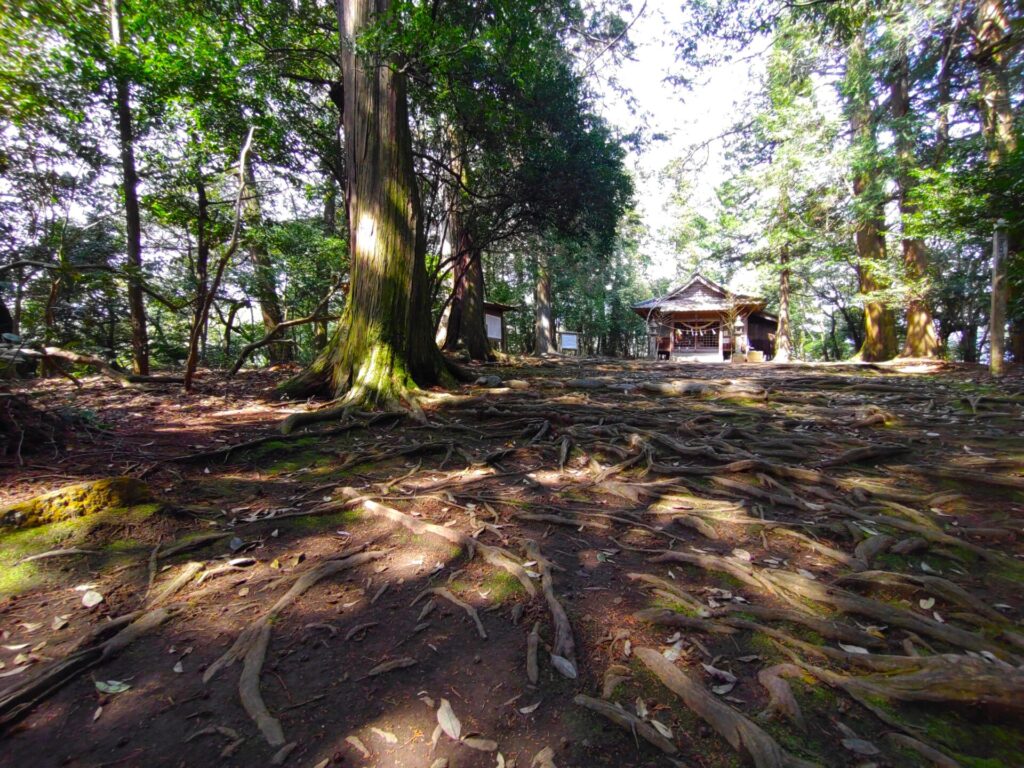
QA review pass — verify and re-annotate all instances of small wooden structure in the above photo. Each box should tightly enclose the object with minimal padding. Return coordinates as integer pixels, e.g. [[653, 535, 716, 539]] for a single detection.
[[633, 274, 778, 362], [483, 301, 517, 353]]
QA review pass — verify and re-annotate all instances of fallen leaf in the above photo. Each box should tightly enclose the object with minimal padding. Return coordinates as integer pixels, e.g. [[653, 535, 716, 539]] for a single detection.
[[838, 643, 870, 655], [345, 735, 370, 758], [172, 661, 184, 674], [437, 698, 462, 741], [93, 706, 103, 722], [51, 615, 69, 631], [842, 738, 880, 756], [95, 680, 130, 694], [635, 697, 648, 718], [532, 746, 558, 768], [919, 597, 936, 610], [732, 548, 752, 561], [550, 654, 577, 679], [519, 700, 542, 714], [371, 727, 398, 744], [82, 590, 104, 608], [649, 719, 673, 739]]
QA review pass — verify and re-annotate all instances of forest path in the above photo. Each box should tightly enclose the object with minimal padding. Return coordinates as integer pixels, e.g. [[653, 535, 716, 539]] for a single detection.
[[1, 358, 1023, 768]]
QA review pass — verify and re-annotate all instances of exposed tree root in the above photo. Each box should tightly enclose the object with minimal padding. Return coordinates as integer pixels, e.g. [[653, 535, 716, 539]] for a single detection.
[[635, 647, 820, 768], [834, 570, 1007, 623], [757, 664, 806, 731], [525, 539, 576, 678], [573, 694, 677, 755], [884, 733, 961, 768], [349, 494, 537, 598], [0, 606, 177, 730], [414, 587, 486, 639], [203, 548, 386, 745]]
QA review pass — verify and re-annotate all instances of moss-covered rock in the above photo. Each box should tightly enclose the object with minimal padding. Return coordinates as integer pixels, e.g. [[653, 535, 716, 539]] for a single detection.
[[1, 476, 153, 529]]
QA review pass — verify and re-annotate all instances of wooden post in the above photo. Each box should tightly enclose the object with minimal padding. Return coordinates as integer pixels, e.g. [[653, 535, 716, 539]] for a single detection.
[[991, 219, 1008, 376], [718, 320, 724, 360]]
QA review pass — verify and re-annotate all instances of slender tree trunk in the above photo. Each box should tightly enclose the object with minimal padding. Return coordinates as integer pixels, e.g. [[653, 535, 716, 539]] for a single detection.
[[846, 31, 897, 362], [774, 244, 793, 363], [282, 0, 447, 406], [244, 163, 291, 364], [108, 0, 149, 375], [184, 174, 210, 389], [889, 53, 940, 358], [534, 253, 555, 355], [974, 0, 1019, 372]]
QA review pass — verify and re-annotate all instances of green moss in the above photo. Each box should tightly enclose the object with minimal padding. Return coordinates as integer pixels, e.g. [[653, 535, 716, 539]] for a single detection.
[[0, 502, 160, 597], [1, 477, 153, 529], [287, 508, 364, 531], [649, 595, 699, 617], [481, 570, 525, 603]]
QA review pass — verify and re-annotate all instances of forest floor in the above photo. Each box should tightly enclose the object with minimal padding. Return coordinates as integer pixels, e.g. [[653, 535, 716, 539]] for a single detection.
[[1, 357, 1023, 768]]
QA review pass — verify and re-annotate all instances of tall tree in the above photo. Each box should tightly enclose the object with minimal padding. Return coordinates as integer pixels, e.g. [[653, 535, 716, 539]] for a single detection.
[[106, 0, 149, 374], [283, 0, 448, 412], [845, 26, 898, 361], [972, 0, 1020, 373]]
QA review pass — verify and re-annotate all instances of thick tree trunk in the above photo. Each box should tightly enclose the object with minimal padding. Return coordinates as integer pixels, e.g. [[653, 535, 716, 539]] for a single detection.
[[847, 31, 897, 362], [774, 245, 793, 363], [444, 233, 491, 361], [535, 253, 555, 355], [282, 0, 447, 407], [244, 163, 291, 364], [974, 0, 1019, 372], [0, 296, 12, 337], [108, 0, 149, 375], [890, 53, 939, 358]]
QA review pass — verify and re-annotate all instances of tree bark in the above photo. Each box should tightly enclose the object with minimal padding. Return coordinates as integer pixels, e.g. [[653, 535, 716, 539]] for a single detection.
[[244, 163, 291, 364], [774, 244, 793, 363], [890, 53, 940, 358], [0, 296, 12, 337], [282, 0, 447, 407], [183, 173, 210, 390], [444, 232, 491, 361], [974, 0, 1020, 372], [535, 253, 555, 355], [108, 0, 149, 375], [847, 30, 897, 362]]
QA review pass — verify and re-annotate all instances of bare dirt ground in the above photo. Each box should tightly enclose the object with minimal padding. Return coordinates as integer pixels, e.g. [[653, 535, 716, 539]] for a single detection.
[[1, 358, 1023, 768]]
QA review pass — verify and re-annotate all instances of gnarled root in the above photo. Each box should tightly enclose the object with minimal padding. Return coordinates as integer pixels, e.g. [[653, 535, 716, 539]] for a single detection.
[[635, 647, 820, 768], [352, 495, 536, 598], [525, 539, 577, 678], [573, 694, 677, 755], [757, 664, 806, 732], [0, 606, 176, 730], [203, 548, 386, 746]]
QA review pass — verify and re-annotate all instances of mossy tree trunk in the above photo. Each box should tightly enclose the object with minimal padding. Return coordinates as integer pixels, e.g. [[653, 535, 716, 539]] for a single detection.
[[890, 53, 939, 358], [283, 0, 446, 407]]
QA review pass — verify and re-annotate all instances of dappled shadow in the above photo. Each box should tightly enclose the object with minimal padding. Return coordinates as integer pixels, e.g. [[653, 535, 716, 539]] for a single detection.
[[2, 359, 1023, 766]]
